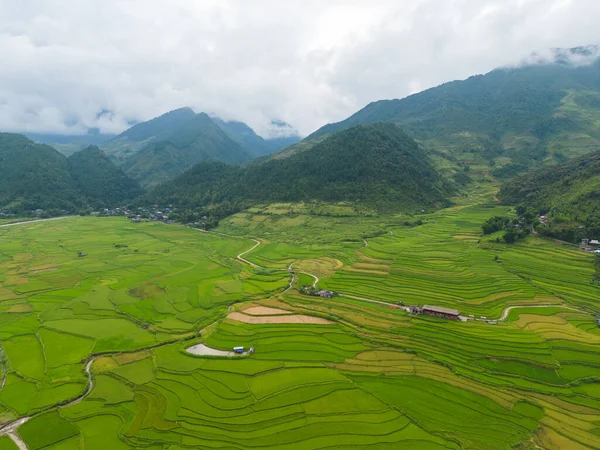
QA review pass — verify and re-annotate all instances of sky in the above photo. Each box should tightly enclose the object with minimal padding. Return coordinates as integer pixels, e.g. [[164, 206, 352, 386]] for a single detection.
[[0, 0, 599, 138]]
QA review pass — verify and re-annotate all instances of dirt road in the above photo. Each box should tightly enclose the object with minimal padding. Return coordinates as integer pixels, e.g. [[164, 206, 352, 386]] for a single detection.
[[0, 216, 73, 228]]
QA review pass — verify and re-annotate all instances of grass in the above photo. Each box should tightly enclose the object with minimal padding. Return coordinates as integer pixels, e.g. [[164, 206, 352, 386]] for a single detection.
[[0, 205, 599, 449]]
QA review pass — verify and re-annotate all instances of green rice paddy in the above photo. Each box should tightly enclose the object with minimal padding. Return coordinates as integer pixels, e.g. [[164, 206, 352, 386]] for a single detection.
[[0, 200, 599, 449]]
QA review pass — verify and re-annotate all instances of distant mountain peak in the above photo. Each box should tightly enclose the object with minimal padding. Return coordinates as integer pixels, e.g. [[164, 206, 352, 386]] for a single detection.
[[265, 120, 301, 139]]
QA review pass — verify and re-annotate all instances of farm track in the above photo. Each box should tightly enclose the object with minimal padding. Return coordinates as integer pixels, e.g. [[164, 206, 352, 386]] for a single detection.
[[236, 239, 261, 268], [0, 216, 74, 228], [498, 304, 582, 321], [0, 418, 30, 450]]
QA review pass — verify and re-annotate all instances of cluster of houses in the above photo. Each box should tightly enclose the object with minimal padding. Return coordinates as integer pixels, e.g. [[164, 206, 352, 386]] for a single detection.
[[298, 285, 338, 298], [125, 207, 177, 224], [580, 239, 600, 253], [0, 211, 17, 219]]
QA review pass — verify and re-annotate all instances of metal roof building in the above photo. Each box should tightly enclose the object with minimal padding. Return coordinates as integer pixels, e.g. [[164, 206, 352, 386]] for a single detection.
[[422, 305, 461, 319]]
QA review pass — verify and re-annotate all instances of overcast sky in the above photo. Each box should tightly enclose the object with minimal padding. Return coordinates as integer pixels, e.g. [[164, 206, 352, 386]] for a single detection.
[[1, 0, 599, 138]]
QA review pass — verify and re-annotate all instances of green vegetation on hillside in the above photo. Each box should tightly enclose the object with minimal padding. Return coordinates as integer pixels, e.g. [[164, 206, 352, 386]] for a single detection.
[[0, 133, 80, 212], [67, 146, 143, 207], [119, 113, 250, 188], [0, 134, 143, 213], [280, 57, 600, 178], [500, 151, 600, 242], [101, 107, 197, 161], [152, 123, 455, 213]]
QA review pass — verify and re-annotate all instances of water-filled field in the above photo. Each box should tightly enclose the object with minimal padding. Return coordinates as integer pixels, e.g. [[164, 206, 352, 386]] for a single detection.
[[0, 205, 599, 449]]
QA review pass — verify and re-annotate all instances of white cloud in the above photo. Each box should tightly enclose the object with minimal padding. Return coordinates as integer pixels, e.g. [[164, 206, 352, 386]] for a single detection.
[[0, 0, 598, 138]]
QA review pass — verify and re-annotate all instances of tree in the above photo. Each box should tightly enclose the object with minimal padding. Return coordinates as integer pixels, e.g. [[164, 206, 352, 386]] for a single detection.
[[503, 230, 517, 244]]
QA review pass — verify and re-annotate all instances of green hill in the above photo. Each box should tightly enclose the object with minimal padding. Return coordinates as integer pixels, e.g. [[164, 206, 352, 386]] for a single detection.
[[67, 146, 143, 206], [499, 151, 600, 241], [279, 52, 600, 178], [121, 113, 250, 188], [0, 133, 81, 211], [151, 123, 453, 212], [0, 134, 145, 213]]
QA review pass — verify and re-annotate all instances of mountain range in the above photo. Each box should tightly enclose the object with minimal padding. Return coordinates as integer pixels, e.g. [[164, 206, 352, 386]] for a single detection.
[[276, 49, 600, 180], [2, 47, 600, 217], [114, 112, 251, 187], [22, 109, 301, 188], [99, 108, 301, 187], [151, 123, 453, 212]]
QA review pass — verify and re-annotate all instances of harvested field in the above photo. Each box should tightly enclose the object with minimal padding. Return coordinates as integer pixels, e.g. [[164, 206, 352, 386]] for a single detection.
[[241, 306, 292, 315], [227, 311, 332, 324]]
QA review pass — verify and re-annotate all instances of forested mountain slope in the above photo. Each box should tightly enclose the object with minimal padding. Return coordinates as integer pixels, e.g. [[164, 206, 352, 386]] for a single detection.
[[0, 133, 80, 211], [499, 150, 600, 240], [278, 52, 600, 178], [103, 107, 298, 167], [151, 123, 453, 212], [121, 113, 250, 188], [102, 107, 196, 161], [67, 146, 143, 206], [0, 134, 142, 212]]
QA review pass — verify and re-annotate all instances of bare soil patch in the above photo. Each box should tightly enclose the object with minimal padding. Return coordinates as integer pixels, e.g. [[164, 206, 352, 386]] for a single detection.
[[228, 311, 332, 325], [242, 306, 292, 316]]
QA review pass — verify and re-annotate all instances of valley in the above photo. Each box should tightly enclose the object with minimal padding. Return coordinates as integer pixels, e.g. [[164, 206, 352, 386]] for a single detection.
[[1, 38, 600, 450], [0, 187, 598, 449]]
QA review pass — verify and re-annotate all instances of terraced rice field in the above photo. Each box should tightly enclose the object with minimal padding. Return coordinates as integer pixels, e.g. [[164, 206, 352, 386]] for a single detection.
[[0, 203, 599, 449]]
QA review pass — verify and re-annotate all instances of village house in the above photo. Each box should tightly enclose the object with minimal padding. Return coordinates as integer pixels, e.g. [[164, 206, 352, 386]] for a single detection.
[[316, 290, 336, 299], [409, 305, 422, 314], [421, 305, 461, 321], [580, 239, 600, 252], [408, 305, 461, 320]]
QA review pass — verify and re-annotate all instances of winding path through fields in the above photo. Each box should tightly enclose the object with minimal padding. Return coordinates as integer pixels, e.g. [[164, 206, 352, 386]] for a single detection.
[[0, 356, 96, 449], [62, 359, 95, 409], [219, 231, 586, 323], [0, 322, 216, 449], [236, 239, 261, 268], [497, 304, 582, 321], [0, 418, 30, 450]]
